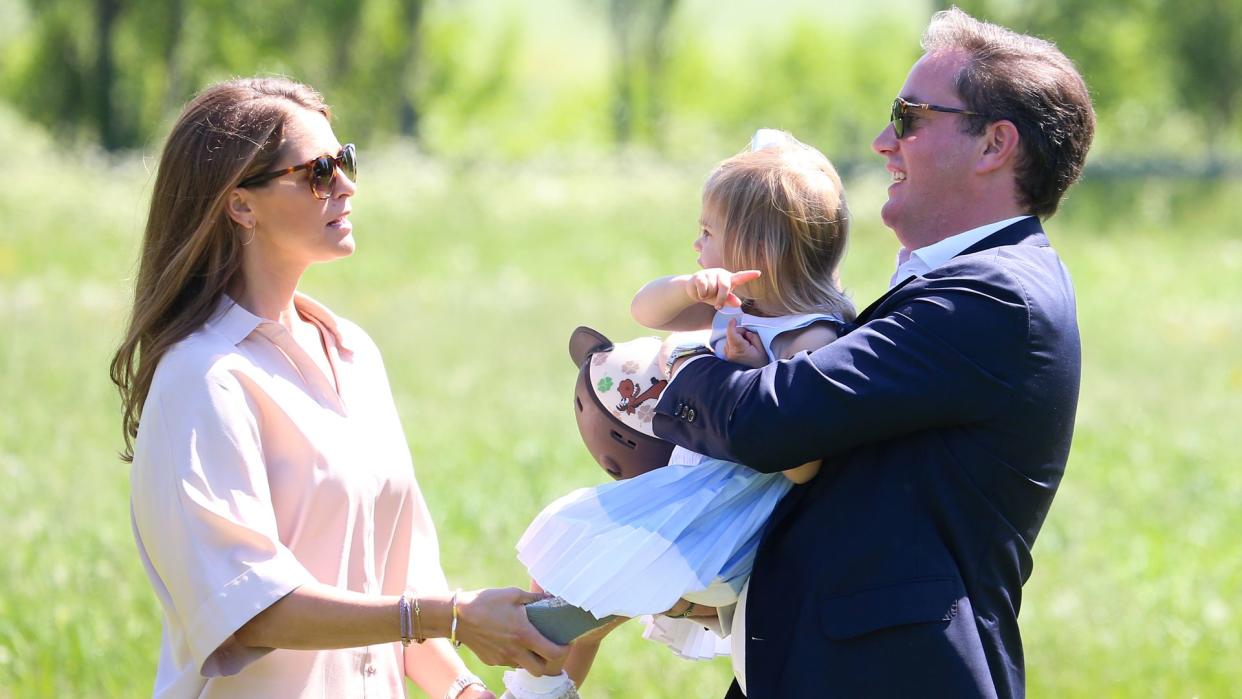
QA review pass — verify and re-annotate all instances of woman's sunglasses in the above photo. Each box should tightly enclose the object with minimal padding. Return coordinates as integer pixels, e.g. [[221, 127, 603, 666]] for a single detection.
[[239, 143, 357, 199], [890, 97, 982, 139]]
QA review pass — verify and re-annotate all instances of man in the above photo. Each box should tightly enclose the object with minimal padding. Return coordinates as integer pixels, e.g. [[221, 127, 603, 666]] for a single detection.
[[655, 8, 1095, 698]]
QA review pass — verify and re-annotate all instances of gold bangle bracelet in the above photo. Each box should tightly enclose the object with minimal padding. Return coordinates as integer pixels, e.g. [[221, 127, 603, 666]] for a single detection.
[[450, 589, 462, 648], [413, 595, 426, 644]]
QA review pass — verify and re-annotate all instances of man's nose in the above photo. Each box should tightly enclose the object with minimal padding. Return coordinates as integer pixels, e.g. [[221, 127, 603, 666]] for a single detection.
[[872, 123, 898, 156]]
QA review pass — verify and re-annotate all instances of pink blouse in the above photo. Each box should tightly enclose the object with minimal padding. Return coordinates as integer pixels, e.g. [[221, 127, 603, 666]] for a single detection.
[[130, 294, 447, 698]]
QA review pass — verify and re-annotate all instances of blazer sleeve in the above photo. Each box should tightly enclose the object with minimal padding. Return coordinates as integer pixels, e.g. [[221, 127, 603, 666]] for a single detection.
[[653, 266, 1030, 473]]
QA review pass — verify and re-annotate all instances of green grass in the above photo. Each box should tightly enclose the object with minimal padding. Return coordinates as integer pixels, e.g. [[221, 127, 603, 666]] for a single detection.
[[1, 123, 1239, 697]]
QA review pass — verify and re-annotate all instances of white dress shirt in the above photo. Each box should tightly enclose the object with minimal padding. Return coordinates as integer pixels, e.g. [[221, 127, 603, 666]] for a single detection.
[[130, 294, 448, 699], [891, 216, 1033, 286]]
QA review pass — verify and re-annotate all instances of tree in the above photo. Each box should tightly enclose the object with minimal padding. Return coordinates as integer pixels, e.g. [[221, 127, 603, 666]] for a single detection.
[[1161, 0, 1242, 157], [603, 0, 680, 149]]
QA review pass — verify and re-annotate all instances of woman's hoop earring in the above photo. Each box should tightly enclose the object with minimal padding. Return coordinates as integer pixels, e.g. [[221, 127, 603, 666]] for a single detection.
[[240, 225, 256, 246]]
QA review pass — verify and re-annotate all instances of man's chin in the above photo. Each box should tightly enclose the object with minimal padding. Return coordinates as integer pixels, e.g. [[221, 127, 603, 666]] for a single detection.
[[878, 202, 902, 235]]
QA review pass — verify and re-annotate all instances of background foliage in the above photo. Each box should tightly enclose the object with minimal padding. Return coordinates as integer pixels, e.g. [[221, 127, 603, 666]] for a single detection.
[[2, 0, 1240, 163], [1, 0, 1239, 697]]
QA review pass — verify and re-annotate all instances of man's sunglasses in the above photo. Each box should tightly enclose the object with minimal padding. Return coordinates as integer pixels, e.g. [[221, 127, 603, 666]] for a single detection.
[[890, 97, 982, 139], [239, 143, 357, 199]]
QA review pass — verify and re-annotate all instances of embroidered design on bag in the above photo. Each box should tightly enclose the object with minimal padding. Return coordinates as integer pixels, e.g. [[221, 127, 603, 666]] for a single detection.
[[615, 377, 668, 415]]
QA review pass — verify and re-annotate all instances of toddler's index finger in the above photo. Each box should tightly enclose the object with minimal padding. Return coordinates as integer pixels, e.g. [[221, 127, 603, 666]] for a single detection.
[[731, 269, 763, 288]]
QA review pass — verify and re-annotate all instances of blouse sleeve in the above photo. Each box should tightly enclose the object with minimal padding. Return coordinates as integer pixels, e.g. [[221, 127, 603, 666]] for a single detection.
[[130, 363, 314, 678]]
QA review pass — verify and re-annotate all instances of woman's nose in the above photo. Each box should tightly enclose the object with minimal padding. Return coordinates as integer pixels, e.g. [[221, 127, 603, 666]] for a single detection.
[[335, 170, 358, 198]]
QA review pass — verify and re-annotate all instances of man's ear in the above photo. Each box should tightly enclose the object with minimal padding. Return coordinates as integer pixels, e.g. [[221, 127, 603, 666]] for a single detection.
[[224, 188, 256, 229], [976, 120, 1020, 175]]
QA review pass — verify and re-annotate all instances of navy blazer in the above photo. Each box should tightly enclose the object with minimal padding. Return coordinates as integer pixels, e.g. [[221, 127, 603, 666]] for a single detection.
[[654, 217, 1079, 699]]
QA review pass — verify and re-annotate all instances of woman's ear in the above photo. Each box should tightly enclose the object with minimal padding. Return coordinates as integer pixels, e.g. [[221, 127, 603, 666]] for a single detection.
[[976, 119, 1020, 175], [224, 188, 257, 229]]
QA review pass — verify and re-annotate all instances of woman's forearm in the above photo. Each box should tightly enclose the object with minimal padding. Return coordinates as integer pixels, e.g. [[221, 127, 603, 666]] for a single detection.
[[234, 583, 397, 649], [235, 583, 565, 675], [233, 583, 459, 650]]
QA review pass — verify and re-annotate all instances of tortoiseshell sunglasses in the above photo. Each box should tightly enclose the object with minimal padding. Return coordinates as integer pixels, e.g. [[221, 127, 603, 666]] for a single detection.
[[890, 97, 983, 139], [239, 143, 356, 199]]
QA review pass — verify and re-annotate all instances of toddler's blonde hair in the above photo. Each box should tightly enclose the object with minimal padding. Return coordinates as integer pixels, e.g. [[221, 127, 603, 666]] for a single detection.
[[703, 132, 854, 320]]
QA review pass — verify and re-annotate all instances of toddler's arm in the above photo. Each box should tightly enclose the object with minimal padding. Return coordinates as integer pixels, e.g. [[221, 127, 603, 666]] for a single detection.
[[724, 320, 842, 483], [631, 269, 761, 330], [777, 323, 842, 483]]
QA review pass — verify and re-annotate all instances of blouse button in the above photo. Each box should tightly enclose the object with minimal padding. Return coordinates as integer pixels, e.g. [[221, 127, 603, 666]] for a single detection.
[[365, 665, 377, 676]]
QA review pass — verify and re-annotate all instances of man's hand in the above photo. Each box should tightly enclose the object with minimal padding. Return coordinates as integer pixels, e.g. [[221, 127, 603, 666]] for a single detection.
[[723, 318, 767, 368], [456, 587, 569, 676], [661, 598, 719, 620], [685, 269, 762, 309]]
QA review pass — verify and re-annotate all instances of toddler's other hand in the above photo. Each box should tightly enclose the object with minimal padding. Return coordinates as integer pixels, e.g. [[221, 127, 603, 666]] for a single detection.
[[724, 318, 767, 368], [686, 269, 761, 309]]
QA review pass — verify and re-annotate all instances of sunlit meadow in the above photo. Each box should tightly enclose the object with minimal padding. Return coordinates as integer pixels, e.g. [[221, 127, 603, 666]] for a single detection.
[[1, 104, 1239, 696]]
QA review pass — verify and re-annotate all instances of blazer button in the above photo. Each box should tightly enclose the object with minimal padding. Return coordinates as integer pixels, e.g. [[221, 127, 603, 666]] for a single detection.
[[687, 409, 696, 422], [679, 406, 689, 419]]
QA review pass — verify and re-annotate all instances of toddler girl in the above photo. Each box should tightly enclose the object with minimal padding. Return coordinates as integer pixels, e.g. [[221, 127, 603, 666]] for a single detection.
[[505, 130, 854, 697]]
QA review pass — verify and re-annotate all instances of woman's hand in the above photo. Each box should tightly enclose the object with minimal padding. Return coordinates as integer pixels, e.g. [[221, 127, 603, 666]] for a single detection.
[[459, 686, 496, 699], [456, 588, 569, 676], [685, 269, 762, 309], [723, 318, 767, 368]]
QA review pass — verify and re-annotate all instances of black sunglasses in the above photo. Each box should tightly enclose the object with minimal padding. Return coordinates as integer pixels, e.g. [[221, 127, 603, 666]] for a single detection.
[[239, 143, 357, 199], [890, 97, 982, 139]]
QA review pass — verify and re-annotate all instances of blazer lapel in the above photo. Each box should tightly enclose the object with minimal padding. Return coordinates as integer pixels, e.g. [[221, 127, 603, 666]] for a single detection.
[[854, 218, 1049, 327], [959, 215, 1047, 256], [853, 274, 917, 326]]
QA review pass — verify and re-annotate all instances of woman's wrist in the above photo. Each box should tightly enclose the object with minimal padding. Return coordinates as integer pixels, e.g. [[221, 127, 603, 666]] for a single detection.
[[407, 592, 456, 640]]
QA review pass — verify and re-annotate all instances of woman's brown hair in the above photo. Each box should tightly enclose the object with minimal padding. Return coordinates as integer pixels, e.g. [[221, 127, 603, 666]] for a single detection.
[[110, 77, 329, 461], [703, 134, 855, 320]]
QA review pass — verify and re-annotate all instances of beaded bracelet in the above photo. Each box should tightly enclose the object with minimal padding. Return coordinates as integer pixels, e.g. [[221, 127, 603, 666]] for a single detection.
[[398, 594, 413, 646]]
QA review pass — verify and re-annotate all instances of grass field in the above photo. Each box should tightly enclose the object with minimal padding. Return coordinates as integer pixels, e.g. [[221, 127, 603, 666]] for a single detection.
[[1, 121, 1240, 697]]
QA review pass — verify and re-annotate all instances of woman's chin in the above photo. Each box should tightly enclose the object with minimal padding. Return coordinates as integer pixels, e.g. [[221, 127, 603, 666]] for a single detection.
[[316, 234, 356, 261], [335, 235, 357, 256]]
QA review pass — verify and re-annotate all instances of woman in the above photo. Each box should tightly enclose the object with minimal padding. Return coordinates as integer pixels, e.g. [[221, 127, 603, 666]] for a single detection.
[[110, 77, 563, 699]]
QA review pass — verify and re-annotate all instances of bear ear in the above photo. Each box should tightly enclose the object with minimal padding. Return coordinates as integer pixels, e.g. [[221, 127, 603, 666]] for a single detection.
[[568, 326, 613, 367]]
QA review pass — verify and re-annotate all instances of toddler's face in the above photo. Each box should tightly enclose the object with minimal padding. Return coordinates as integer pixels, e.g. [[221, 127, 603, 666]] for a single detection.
[[694, 204, 725, 269]]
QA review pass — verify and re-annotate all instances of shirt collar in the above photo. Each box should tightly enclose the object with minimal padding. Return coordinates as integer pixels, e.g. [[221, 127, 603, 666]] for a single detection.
[[891, 215, 1033, 287], [205, 295, 264, 346], [203, 292, 349, 353]]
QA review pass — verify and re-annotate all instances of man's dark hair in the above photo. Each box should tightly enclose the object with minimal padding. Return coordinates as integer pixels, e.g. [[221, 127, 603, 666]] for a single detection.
[[924, 8, 1096, 218]]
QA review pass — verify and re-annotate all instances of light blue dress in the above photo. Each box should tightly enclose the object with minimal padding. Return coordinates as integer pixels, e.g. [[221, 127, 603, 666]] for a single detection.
[[517, 309, 845, 621]]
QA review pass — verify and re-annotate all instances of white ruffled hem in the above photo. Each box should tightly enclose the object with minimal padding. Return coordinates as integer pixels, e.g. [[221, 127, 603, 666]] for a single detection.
[[641, 615, 732, 660]]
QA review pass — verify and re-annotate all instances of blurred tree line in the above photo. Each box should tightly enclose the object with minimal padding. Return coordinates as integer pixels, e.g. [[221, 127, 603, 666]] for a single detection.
[[0, 0, 1238, 165]]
